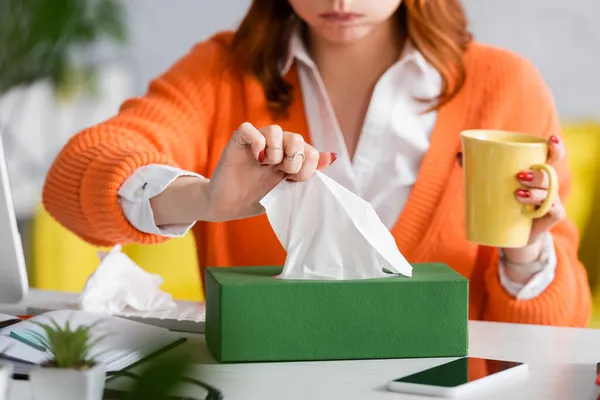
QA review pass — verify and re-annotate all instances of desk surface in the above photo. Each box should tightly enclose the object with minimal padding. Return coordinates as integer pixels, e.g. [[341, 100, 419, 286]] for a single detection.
[[3, 290, 600, 400]]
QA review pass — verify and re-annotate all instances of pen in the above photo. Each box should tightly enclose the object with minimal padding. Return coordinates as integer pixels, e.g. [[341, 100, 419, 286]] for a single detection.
[[0, 318, 21, 329]]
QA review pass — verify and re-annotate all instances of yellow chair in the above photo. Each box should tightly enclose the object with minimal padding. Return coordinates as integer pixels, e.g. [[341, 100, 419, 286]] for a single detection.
[[561, 122, 600, 327], [31, 205, 204, 301]]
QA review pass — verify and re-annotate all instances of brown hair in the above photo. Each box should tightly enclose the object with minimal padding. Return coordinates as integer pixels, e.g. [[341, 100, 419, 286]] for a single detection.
[[231, 0, 471, 118]]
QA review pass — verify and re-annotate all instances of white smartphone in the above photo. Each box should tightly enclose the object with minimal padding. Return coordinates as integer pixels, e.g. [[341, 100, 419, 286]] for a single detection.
[[387, 357, 528, 398]]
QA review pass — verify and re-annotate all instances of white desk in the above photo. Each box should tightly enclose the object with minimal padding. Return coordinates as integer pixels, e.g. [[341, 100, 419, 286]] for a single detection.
[[3, 290, 600, 399]]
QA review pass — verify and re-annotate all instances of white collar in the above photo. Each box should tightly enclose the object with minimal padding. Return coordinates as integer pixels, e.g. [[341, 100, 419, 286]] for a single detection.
[[279, 27, 431, 76]]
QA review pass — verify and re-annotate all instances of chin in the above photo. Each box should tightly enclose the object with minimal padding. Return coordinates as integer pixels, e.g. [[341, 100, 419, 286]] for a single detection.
[[315, 25, 373, 44]]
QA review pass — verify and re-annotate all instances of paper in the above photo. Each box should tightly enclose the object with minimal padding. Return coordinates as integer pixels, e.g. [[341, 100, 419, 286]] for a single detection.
[[260, 171, 413, 280], [0, 310, 179, 371], [78, 245, 176, 314]]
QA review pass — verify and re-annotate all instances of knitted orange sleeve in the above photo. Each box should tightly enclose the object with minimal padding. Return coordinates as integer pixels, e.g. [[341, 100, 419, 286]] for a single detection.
[[481, 54, 591, 326], [42, 38, 225, 246]]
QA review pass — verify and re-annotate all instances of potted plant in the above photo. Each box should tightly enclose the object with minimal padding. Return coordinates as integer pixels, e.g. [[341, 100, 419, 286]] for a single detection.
[[0, 0, 127, 227], [27, 319, 107, 400], [0, 0, 127, 97]]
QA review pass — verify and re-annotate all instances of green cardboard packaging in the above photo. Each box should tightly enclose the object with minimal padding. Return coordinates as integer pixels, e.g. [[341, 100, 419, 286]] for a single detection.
[[205, 263, 468, 362]]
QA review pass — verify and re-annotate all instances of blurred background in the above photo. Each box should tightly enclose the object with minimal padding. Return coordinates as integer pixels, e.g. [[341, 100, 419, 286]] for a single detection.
[[1, 1, 599, 324]]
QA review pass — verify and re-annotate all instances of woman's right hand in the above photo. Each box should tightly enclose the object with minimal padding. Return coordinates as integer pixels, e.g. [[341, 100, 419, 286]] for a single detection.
[[200, 122, 336, 222]]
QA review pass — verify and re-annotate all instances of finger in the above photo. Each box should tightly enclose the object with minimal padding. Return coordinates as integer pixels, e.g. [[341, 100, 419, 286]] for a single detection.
[[515, 188, 548, 205], [516, 169, 548, 189], [546, 135, 565, 165], [546, 199, 566, 221], [287, 144, 319, 182], [317, 152, 338, 171], [258, 125, 284, 165], [279, 132, 305, 175], [530, 201, 566, 238], [232, 122, 265, 161], [289, 151, 338, 180]]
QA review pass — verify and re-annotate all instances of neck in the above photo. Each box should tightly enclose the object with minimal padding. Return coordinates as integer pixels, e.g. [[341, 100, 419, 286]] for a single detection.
[[307, 17, 404, 86]]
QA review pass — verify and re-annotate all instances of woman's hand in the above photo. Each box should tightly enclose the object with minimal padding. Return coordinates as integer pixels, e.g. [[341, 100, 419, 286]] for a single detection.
[[203, 122, 336, 222], [151, 122, 336, 226], [501, 135, 566, 265], [456, 135, 566, 277]]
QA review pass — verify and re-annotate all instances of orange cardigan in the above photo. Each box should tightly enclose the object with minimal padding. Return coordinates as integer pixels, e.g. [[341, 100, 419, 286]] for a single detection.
[[42, 32, 591, 327]]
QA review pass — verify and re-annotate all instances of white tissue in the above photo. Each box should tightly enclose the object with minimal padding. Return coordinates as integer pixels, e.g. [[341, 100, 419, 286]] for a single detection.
[[78, 245, 177, 314], [260, 171, 413, 280]]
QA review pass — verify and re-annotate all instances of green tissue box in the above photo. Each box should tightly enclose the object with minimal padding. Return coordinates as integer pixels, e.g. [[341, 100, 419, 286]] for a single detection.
[[205, 264, 468, 362]]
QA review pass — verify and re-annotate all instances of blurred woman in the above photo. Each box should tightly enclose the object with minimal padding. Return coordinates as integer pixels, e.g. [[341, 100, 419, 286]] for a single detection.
[[43, 0, 590, 326]]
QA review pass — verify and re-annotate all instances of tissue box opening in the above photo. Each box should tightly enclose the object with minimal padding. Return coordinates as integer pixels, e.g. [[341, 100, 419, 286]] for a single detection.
[[205, 264, 468, 363]]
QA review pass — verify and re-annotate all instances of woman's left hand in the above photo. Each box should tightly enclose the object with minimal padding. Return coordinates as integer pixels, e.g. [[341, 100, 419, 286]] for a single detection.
[[457, 135, 566, 266], [510, 135, 566, 249]]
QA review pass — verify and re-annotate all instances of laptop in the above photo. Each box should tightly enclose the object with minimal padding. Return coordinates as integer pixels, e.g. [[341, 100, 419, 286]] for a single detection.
[[0, 128, 28, 306]]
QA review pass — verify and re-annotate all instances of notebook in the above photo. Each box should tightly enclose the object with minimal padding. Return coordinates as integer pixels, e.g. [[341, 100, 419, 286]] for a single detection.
[[0, 310, 185, 375]]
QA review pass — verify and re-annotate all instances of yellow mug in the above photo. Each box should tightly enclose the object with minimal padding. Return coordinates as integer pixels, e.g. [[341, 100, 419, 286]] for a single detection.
[[460, 129, 559, 248]]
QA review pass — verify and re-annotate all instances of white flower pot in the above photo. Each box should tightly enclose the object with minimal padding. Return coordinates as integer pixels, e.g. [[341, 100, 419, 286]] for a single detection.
[[0, 363, 12, 400], [29, 363, 106, 400]]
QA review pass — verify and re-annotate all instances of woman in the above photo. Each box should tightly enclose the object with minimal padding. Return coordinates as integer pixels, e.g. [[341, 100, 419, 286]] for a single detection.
[[43, 0, 591, 326]]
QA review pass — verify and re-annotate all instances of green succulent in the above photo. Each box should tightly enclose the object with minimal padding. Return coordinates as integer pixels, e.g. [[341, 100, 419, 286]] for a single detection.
[[0, 0, 127, 97], [26, 318, 106, 369]]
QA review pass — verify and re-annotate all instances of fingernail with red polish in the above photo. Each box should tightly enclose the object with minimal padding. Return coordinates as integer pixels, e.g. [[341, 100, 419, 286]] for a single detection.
[[516, 189, 531, 198], [286, 178, 296, 182], [550, 135, 559, 144], [456, 152, 463, 166], [330, 152, 338, 164], [517, 171, 534, 182], [258, 150, 265, 163]]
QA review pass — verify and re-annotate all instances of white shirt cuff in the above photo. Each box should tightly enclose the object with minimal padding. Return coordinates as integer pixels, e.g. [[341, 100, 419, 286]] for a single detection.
[[498, 232, 557, 300], [117, 164, 205, 237]]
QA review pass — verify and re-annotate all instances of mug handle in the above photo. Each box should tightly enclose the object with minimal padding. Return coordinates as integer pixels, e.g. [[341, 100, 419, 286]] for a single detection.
[[523, 163, 559, 219]]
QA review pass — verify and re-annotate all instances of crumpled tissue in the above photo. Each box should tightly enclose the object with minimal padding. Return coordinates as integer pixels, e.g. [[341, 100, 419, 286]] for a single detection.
[[78, 244, 176, 314]]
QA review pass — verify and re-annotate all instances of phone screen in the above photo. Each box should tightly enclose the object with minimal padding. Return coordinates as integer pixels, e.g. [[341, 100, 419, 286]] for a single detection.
[[393, 357, 524, 388]]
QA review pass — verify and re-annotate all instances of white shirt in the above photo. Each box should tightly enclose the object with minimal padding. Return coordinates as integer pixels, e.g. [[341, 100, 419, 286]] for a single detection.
[[117, 32, 556, 300]]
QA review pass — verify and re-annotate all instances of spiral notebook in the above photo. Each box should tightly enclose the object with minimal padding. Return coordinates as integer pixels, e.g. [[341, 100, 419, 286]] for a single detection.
[[0, 310, 185, 377]]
